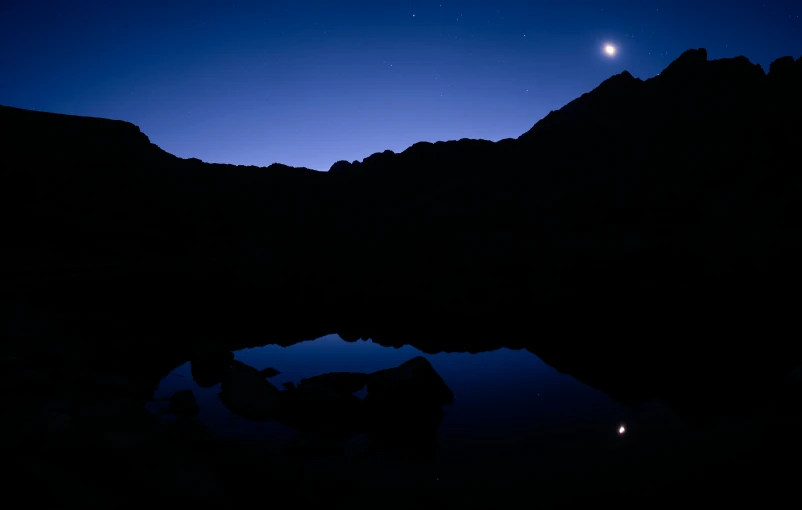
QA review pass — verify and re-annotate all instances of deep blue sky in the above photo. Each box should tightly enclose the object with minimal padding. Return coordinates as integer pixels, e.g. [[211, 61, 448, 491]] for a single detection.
[[2, 1, 800, 170]]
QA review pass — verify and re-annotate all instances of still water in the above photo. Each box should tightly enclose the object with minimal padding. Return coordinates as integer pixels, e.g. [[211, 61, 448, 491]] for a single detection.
[[148, 334, 769, 504]]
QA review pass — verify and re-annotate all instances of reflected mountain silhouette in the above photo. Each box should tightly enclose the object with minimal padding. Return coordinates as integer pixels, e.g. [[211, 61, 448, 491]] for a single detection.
[[150, 327, 802, 508], [194, 312, 801, 424], [190, 349, 235, 388]]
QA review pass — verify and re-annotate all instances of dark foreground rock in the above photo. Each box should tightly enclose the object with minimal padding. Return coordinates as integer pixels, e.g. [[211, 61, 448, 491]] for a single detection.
[[190, 350, 235, 388], [259, 367, 281, 378], [206, 356, 454, 455], [364, 357, 454, 460], [168, 389, 199, 417], [280, 383, 366, 438], [298, 371, 369, 394], [3, 326, 802, 508], [218, 362, 281, 421], [367, 356, 454, 407]]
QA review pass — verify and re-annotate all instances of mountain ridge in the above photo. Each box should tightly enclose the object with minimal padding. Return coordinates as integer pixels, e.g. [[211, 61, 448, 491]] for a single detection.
[[1, 47, 801, 339], [3, 48, 799, 176], [3, 46, 802, 510]]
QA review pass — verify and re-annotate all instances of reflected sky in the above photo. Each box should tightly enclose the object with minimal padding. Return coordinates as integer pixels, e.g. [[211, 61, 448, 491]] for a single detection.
[[150, 333, 769, 500], [154, 336, 675, 448], [152, 334, 634, 438]]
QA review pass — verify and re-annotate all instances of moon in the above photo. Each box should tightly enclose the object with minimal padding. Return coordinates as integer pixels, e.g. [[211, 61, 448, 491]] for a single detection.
[[604, 44, 617, 56]]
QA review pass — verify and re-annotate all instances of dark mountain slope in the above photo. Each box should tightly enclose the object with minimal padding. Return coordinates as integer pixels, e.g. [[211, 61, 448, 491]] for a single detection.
[[1, 48, 801, 348]]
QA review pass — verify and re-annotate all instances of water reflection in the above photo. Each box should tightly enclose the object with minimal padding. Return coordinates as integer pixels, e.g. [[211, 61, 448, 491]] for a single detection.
[[148, 333, 802, 506], [151, 335, 654, 461]]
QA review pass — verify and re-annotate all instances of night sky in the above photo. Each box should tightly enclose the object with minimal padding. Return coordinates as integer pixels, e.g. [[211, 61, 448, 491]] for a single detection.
[[2, 1, 800, 171]]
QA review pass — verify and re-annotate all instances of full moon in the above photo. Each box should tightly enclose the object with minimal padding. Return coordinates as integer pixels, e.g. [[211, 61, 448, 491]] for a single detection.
[[604, 44, 617, 56]]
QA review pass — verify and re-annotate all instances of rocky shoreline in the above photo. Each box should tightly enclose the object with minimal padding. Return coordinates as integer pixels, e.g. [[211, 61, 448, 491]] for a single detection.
[[3, 332, 457, 506]]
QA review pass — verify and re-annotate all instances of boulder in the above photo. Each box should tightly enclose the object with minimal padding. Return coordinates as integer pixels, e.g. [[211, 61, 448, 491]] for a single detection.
[[366, 356, 453, 407], [328, 160, 352, 174], [280, 383, 365, 438], [362, 149, 395, 168], [218, 362, 280, 421], [258, 367, 280, 378], [298, 372, 368, 394], [168, 389, 199, 418], [190, 350, 234, 388], [363, 357, 452, 459], [168, 415, 213, 443], [338, 330, 362, 342], [768, 56, 796, 79]]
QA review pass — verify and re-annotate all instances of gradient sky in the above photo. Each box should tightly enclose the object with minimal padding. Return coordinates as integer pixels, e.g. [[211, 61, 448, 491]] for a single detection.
[[2, 1, 800, 170]]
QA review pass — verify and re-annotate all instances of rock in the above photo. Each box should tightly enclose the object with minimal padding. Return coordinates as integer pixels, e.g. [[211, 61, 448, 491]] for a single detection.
[[19, 369, 51, 387], [81, 373, 148, 398], [281, 433, 347, 459], [366, 356, 453, 407], [668, 48, 707, 69], [790, 364, 802, 385], [168, 389, 199, 418], [363, 357, 452, 459], [362, 149, 395, 168], [768, 56, 796, 79], [77, 396, 142, 421], [218, 362, 280, 421], [258, 367, 280, 378], [64, 397, 169, 449], [283, 381, 296, 391], [298, 372, 368, 394], [280, 383, 365, 438], [18, 456, 117, 505], [328, 160, 352, 174], [190, 350, 234, 388], [169, 415, 213, 442], [0, 355, 26, 370], [127, 449, 227, 504], [338, 330, 361, 342], [652, 48, 710, 84], [363, 393, 444, 460]]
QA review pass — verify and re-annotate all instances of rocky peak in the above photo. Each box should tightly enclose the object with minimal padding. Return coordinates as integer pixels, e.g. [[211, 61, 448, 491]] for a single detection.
[[518, 70, 641, 141], [329, 160, 353, 174], [0, 104, 174, 166], [769, 56, 797, 79], [362, 149, 396, 167], [591, 70, 638, 96], [659, 48, 708, 78]]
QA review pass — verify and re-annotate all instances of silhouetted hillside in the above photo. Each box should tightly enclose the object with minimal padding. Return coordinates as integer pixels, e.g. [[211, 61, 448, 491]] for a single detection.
[[2, 48, 801, 347], [4, 50, 802, 508]]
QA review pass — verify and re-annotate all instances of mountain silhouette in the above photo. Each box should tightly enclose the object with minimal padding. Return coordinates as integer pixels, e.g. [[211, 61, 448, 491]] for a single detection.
[[2, 48, 801, 346], [3, 48, 802, 508]]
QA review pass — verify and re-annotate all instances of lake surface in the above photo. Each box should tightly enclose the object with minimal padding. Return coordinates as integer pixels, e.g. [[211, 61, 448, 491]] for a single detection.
[[148, 334, 780, 506]]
